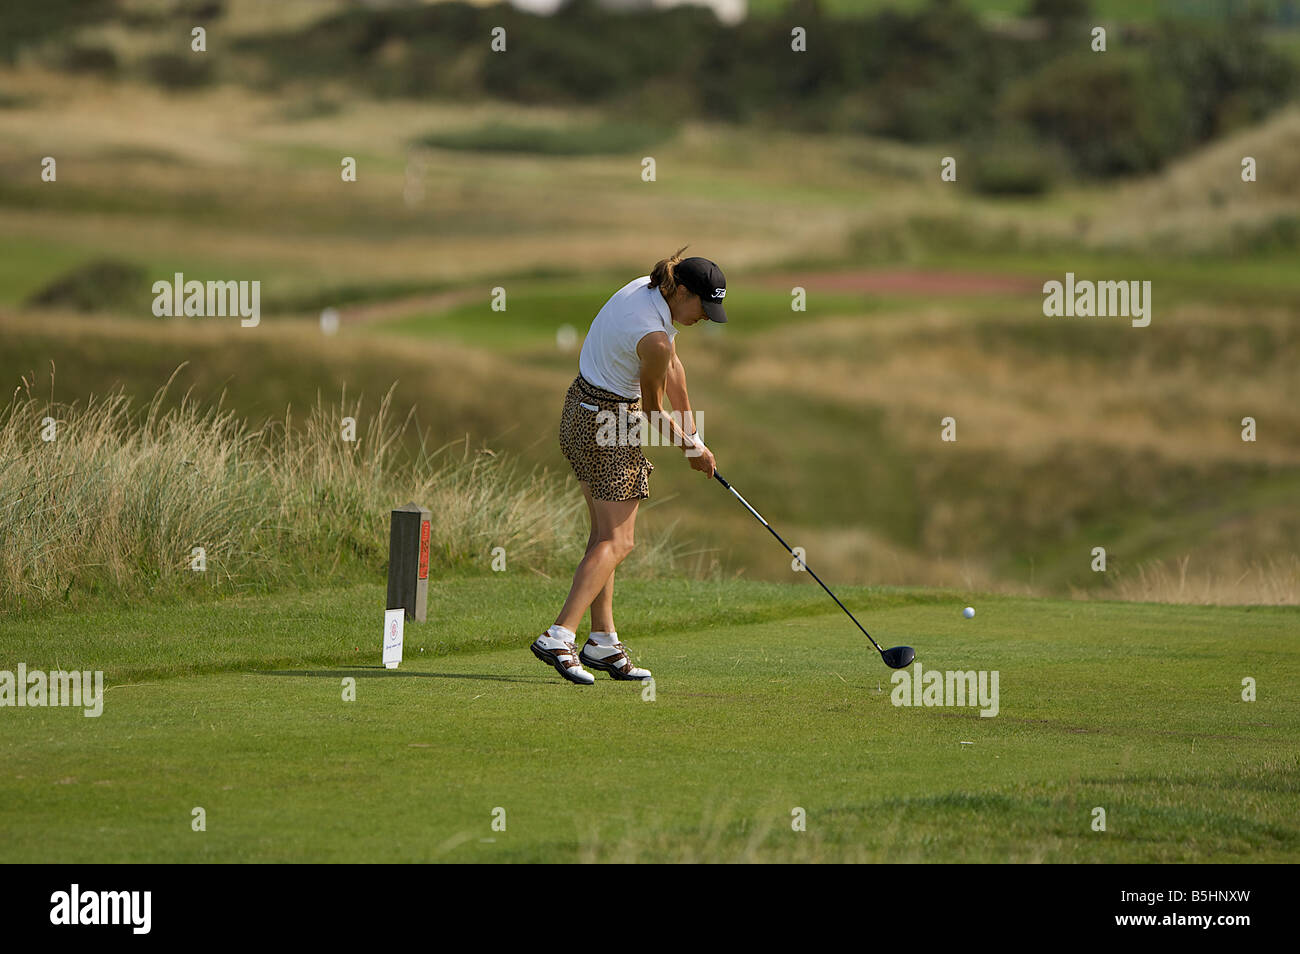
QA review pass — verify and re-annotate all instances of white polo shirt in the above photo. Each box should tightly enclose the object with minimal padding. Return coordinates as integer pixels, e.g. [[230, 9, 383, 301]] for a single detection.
[[578, 276, 677, 400]]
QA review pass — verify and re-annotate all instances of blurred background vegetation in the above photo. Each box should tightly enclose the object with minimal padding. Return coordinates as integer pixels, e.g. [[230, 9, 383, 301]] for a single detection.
[[1, 0, 1298, 610]]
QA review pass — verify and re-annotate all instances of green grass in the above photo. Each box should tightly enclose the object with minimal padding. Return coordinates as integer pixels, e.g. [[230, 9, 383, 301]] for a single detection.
[[4, 267, 1295, 601], [418, 121, 678, 157], [0, 233, 340, 315], [371, 279, 884, 350], [1005, 471, 1300, 591], [1, 578, 1296, 862], [0, 236, 95, 306]]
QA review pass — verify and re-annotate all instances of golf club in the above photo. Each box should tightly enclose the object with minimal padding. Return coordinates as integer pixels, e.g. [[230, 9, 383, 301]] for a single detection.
[[713, 472, 916, 670]]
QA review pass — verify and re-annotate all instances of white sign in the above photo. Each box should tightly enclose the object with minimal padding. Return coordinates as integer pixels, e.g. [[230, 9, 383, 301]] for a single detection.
[[383, 609, 404, 669]]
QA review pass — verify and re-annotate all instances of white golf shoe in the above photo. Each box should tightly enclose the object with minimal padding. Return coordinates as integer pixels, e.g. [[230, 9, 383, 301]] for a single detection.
[[579, 635, 651, 681], [530, 631, 595, 685]]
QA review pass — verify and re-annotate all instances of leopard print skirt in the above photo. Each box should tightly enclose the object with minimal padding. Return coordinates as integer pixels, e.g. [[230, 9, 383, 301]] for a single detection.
[[559, 375, 653, 502]]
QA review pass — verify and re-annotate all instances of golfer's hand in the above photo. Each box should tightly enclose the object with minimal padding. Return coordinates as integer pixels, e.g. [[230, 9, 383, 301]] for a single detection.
[[687, 444, 716, 478]]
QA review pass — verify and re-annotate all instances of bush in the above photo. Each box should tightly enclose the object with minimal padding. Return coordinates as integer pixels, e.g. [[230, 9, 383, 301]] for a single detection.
[[61, 45, 118, 75], [1000, 53, 1188, 177], [1151, 20, 1296, 143], [1231, 214, 1300, 254], [418, 120, 677, 156], [142, 52, 214, 89], [964, 127, 1063, 196], [26, 259, 148, 314], [174, 1, 224, 20], [233, 0, 1298, 178], [0, 0, 114, 64]]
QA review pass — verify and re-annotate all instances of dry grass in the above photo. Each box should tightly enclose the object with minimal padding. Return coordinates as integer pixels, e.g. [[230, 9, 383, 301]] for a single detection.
[[4, 64, 1298, 285], [1, 65, 1295, 605], [722, 303, 1300, 467], [0, 369, 679, 614], [575, 802, 880, 864], [1087, 107, 1300, 253], [1088, 554, 1300, 606], [0, 68, 897, 285]]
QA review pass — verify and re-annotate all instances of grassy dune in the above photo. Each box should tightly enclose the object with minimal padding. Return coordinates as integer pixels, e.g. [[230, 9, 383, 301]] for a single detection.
[[0, 372, 681, 615], [1, 68, 1297, 602]]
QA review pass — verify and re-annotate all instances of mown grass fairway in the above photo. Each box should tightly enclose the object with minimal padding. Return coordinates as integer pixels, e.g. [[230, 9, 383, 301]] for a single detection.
[[3, 580, 1295, 863]]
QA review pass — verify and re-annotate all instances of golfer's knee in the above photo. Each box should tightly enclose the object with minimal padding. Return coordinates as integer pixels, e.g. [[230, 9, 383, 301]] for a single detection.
[[609, 535, 635, 564]]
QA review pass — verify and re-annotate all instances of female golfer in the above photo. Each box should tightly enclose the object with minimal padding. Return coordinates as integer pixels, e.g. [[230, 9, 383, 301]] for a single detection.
[[531, 249, 727, 685]]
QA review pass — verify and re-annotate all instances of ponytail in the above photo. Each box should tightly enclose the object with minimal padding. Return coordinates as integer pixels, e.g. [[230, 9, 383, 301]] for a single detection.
[[648, 246, 689, 296]]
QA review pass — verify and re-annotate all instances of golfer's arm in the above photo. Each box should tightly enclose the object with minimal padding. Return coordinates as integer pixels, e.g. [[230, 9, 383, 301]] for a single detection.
[[638, 335, 696, 452], [665, 349, 697, 437]]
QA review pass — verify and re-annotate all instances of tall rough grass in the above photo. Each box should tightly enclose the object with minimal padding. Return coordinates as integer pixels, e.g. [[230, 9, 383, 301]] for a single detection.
[[0, 372, 679, 615], [1090, 555, 1300, 607]]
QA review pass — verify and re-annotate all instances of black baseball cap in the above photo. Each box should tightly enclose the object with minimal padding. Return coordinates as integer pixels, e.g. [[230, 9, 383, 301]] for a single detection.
[[675, 257, 728, 323]]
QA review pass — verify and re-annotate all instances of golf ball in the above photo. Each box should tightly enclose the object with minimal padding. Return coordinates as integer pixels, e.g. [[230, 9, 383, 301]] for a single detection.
[[963, 606, 975, 619]]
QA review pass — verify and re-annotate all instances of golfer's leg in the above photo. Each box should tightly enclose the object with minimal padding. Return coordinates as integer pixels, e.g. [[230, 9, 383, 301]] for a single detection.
[[555, 496, 638, 634], [576, 482, 614, 632], [591, 566, 616, 635], [576, 481, 619, 634], [568, 483, 606, 632]]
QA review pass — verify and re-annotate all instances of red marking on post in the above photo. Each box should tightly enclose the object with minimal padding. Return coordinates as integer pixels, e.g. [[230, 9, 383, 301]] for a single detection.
[[418, 520, 431, 580]]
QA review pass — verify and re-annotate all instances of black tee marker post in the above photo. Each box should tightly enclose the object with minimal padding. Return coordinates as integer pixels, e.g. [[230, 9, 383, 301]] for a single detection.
[[387, 502, 431, 622]]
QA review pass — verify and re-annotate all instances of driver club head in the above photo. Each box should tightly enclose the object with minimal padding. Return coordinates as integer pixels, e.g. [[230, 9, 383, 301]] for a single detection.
[[880, 646, 915, 669]]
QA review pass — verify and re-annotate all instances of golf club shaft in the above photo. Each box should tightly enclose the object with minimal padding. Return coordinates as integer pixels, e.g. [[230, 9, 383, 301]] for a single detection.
[[713, 473, 886, 656]]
